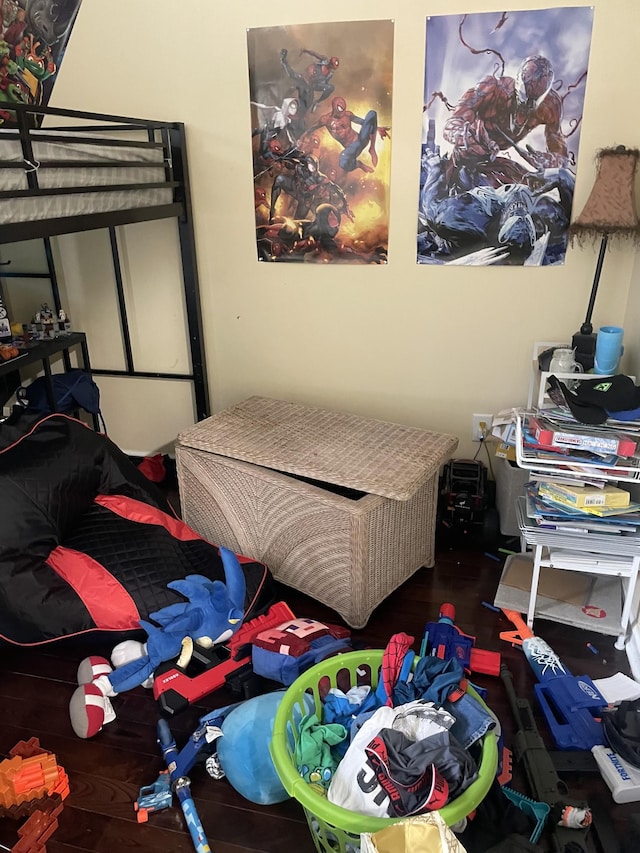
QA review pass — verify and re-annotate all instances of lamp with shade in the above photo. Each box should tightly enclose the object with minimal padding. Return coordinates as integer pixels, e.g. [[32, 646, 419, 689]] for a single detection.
[[569, 145, 640, 369]]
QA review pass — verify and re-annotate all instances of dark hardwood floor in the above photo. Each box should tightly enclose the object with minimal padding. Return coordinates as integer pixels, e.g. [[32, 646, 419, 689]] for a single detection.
[[1, 535, 638, 852]]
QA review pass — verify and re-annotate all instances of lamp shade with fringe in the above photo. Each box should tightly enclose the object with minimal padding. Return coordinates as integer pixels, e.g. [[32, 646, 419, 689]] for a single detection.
[[569, 145, 640, 368], [570, 145, 640, 243]]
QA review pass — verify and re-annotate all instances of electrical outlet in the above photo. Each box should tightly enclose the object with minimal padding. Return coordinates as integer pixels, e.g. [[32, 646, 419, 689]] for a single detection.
[[472, 413, 493, 442]]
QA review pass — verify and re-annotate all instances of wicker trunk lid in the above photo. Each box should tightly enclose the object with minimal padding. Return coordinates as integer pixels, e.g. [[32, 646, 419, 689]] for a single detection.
[[177, 396, 458, 501]]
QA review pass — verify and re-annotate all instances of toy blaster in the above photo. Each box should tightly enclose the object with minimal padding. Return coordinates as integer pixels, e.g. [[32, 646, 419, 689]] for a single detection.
[[501, 609, 607, 751], [421, 602, 501, 676], [136, 705, 240, 850], [153, 600, 295, 715], [592, 744, 640, 804], [134, 770, 173, 823], [0, 738, 69, 853], [500, 663, 619, 853], [157, 718, 211, 853]]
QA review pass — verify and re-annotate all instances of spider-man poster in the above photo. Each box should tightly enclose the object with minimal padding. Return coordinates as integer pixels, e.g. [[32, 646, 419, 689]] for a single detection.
[[417, 7, 593, 267], [0, 0, 83, 126], [248, 20, 393, 264]]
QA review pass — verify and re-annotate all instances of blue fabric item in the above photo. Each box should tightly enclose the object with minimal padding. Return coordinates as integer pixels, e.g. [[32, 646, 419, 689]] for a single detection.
[[24, 369, 99, 415], [323, 688, 380, 756], [447, 692, 496, 749], [606, 406, 640, 421], [375, 649, 416, 706], [350, 708, 380, 742], [22, 369, 107, 432], [323, 688, 379, 728], [393, 656, 463, 706], [392, 656, 495, 749], [252, 635, 351, 686]]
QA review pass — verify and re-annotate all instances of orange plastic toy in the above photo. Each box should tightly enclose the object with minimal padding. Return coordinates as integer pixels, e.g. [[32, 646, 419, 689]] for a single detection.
[[0, 739, 69, 851]]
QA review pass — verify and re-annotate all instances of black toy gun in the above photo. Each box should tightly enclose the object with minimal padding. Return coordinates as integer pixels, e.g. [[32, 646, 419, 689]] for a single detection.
[[501, 663, 616, 853]]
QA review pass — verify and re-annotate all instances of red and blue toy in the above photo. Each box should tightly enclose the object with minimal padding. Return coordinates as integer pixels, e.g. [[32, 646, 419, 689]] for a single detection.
[[251, 616, 351, 686], [421, 602, 501, 676], [153, 600, 297, 715]]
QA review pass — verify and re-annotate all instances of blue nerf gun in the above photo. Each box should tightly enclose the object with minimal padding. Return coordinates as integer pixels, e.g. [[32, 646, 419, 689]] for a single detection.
[[501, 609, 607, 751], [421, 602, 501, 676], [135, 770, 173, 823], [157, 717, 211, 853], [136, 702, 244, 849]]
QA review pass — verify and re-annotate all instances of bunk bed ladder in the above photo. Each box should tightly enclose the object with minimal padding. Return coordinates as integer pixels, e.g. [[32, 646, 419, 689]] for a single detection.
[[168, 123, 210, 422]]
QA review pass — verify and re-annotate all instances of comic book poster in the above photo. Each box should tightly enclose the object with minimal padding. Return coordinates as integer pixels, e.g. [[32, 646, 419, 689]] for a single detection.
[[0, 0, 83, 126], [248, 20, 393, 264], [417, 7, 593, 266]]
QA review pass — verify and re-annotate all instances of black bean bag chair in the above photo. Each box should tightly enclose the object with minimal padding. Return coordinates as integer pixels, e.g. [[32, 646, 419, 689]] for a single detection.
[[0, 411, 273, 645]]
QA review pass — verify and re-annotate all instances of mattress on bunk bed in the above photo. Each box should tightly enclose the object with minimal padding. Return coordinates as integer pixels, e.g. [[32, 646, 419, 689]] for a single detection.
[[0, 130, 174, 224]]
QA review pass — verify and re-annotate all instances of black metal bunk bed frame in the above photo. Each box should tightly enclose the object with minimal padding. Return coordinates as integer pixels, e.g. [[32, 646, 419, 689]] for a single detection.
[[0, 103, 210, 423]]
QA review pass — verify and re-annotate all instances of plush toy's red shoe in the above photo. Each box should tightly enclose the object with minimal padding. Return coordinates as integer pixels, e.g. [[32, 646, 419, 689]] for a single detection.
[[69, 656, 116, 739]]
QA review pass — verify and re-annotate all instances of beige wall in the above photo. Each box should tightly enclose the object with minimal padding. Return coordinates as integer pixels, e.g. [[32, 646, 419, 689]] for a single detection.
[[48, 0, 640, 455]]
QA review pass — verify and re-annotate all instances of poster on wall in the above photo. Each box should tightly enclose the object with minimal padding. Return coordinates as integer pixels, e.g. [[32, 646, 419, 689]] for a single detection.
[[247, 19, 393, 264], [417, 7, 594, 266], [0, 0, 83, 126]]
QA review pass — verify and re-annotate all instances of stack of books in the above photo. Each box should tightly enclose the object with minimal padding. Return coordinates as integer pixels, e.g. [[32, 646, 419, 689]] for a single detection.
[[525, 480, 640, 535]]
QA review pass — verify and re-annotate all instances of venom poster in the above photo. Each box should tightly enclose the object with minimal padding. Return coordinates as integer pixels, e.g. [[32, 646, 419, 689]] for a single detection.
[[417, 7, 594, 266], [0, 0, 83, 125], [248, 20, 393, 264]]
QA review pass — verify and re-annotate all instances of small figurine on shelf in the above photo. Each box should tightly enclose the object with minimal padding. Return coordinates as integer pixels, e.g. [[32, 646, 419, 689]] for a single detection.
[[56, 307, 72, 336], [29, 304, 72, 339], [39, 303, 55, 325]]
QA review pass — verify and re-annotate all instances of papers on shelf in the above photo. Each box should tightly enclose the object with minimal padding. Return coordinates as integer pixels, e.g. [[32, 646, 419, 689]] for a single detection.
[[532, 470, 610, 489], [516, 496, 640, 552], [515, 411, 640, 483]]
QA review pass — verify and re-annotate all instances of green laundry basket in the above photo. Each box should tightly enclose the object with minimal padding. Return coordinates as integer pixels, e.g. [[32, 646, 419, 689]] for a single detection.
[[270, 649, 498, 853]]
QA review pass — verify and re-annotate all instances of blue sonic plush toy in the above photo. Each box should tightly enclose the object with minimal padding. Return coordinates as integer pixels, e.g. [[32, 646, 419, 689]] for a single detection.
[[69, 546, 246, 738]]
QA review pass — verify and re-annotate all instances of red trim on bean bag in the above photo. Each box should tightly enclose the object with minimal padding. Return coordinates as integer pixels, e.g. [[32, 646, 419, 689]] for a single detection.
[[93, 495, 256, 562], [46, 546, 140, 630]]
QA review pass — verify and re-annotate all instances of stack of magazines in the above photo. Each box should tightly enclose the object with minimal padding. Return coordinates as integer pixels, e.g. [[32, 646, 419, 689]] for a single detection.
[[512, 407, 640, 484], [502, 404, 640, 535]]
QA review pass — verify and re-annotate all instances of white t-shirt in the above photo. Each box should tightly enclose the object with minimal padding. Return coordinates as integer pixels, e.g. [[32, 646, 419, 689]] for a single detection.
[[328, 700, 454, 817]]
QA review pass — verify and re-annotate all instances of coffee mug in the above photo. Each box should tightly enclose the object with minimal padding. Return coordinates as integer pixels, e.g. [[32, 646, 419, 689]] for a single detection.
[[594, 326, 624, 375], [549, 348, 582, 375]]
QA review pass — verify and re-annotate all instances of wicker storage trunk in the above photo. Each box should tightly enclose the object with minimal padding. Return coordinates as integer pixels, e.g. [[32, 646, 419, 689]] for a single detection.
[[176, 397, 458, 628]]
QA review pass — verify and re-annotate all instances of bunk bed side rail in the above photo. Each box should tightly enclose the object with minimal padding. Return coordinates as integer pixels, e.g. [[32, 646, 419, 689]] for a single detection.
[[0, 106, 211, 424], [0, 104, 183, 235]]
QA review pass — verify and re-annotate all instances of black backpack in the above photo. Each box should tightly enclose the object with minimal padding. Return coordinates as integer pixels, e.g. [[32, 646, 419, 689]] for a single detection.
[[602, 699, 640, 769], [19, 369, 106, 432]]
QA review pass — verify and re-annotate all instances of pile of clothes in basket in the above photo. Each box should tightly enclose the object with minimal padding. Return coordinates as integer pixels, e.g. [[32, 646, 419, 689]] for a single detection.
[[293, 632, 542, 852], [295, 633, 495, 817]]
